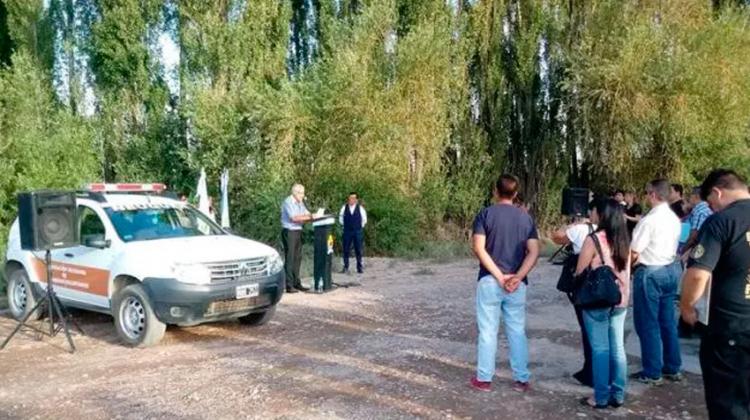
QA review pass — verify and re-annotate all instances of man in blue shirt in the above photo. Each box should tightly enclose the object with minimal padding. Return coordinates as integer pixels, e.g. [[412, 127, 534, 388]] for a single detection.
[[682, 186, 714, 258], [469, 174, 540, 393], [281, 184, 316, 293]]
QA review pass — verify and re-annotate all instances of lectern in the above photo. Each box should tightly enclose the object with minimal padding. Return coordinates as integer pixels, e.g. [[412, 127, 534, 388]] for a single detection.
[[312, 214, 335, 292]]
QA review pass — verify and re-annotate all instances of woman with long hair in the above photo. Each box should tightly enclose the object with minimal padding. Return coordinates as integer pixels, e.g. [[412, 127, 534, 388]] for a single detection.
[[575, 198, 631, 409]]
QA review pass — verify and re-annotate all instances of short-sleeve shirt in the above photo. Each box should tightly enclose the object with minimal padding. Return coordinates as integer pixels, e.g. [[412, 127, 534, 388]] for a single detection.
[[566, 223, 596, 255], [625, 203, 642, 234], [472, 203, 538, 283], [688, 201, 713, 232], [281, 195, 309, 230], [688, 199, 750, 335], [631, 202, 681, 266]]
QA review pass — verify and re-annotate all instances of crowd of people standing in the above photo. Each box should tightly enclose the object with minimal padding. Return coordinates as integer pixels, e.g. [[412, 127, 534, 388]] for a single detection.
[[470, 170, 750, 420], [275, 170, 749, 419]]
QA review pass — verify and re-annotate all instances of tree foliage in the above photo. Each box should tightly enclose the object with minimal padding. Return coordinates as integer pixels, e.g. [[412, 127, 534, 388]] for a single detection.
[[0, 51, 99, 265], [1, 0, 749, 275]]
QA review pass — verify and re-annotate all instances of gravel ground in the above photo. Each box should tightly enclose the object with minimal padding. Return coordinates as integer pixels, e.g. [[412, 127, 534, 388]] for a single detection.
[[0, 258, 707, 419]]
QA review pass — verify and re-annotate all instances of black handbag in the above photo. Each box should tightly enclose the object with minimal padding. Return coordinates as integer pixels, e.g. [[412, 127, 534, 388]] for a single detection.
[[574, 233, 622, 309], [556, 247, 578, 294], [556, 224, 594, 296]]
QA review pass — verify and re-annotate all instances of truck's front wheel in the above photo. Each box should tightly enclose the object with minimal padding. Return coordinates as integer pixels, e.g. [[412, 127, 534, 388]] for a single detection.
[[7, 268, 42, 321], [238, 306, 276, 326], [113, 284, 166, 347]]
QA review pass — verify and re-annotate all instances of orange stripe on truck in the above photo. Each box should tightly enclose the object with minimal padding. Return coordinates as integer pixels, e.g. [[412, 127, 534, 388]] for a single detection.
[[31, 258, 110, 297]]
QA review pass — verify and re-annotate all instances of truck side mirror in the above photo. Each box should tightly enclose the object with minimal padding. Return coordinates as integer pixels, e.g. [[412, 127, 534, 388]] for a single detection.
[[84, 237, 110, 249]]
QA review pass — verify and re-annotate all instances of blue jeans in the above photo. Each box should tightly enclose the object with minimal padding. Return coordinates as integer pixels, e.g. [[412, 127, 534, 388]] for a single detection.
[[476, 275, 530, 382], [583, 307, 627, 405], [633, 262, 683, 379]]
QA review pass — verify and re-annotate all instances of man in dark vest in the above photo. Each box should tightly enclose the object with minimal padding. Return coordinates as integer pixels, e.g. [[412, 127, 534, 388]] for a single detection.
[[339, 192, 367, 274]]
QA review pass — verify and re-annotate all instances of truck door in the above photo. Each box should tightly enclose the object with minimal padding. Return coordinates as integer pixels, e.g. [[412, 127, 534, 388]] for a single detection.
[[47, 204, 115, 310]]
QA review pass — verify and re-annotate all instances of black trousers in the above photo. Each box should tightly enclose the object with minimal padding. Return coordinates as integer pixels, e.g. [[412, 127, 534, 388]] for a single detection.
[[342, 229, 364, 272], [574, 302, 593, 382], [281, 229, 302, 289], [700, 331, 750, 420]]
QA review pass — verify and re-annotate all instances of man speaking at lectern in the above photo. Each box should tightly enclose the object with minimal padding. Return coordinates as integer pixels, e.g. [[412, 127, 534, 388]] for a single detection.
[[339, 192, 367, 274], [281, 183, 316, 293]]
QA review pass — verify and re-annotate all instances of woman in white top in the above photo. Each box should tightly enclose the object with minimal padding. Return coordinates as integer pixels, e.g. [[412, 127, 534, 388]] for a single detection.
[[552, 214, 597, 387], [575, 199, 631, 409]]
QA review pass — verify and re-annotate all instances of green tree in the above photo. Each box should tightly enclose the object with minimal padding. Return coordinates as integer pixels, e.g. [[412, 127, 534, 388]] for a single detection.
[[0, 51, 98, 289], [0, 1, 14, 66]]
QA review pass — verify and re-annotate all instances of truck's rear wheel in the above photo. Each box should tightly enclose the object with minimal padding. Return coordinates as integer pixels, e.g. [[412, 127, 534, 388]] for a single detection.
[[238, 306, 276, 326], [113, 284, 166, 347], [7, 268, 42, 321]]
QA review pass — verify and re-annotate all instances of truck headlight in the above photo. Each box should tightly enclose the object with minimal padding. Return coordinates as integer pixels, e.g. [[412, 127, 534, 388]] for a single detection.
[[172, 263, 212, 285], [267, 253, 284, 275]]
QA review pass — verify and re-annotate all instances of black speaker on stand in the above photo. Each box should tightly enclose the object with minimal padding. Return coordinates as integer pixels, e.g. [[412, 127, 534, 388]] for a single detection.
[[549, 187, 592, 264], [561, 187, 591, 217], [1, 191, 83, 353]]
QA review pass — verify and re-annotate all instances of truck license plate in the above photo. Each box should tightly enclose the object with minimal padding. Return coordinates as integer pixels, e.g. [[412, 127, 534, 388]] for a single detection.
[[236, 283, 259, 299]]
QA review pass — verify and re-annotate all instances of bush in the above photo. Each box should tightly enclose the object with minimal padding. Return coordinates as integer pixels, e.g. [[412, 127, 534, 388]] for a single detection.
[[309, 172, 421, 255]]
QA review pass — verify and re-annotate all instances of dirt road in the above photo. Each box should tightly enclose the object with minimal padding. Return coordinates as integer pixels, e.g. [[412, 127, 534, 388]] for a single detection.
[[0, 258, 706, 419]]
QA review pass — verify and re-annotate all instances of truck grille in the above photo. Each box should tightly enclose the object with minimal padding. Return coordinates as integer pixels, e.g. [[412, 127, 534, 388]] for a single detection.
[[206, 257, 268, 284], [204, 295, 271, 316]]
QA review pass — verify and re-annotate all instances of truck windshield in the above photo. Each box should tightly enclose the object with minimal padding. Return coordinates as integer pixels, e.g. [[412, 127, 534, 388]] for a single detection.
[[105, 205, 225, 242]]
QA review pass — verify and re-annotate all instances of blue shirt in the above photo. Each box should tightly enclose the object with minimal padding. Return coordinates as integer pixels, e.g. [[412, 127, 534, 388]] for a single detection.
[[472, 203, 538, 282], [281, 195, 309, 230], [688, 201, 713, 232]]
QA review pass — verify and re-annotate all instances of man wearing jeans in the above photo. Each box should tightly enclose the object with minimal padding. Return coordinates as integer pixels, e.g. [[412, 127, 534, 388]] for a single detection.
[[630, 179, 683, 385], [469, 174, 540, 393]]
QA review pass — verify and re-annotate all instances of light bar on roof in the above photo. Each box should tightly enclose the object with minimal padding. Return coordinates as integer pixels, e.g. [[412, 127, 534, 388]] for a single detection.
[[86, 183, 167, 193]]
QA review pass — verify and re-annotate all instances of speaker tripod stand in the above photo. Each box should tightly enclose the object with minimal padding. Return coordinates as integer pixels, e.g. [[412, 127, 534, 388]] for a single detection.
[[1, 249, 83, 353]]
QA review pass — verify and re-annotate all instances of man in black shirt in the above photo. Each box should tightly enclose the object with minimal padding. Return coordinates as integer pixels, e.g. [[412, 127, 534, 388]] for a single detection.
[[670, 183, 687, 219], [624, 190, 642, 236], [680, 169, 750, 420]]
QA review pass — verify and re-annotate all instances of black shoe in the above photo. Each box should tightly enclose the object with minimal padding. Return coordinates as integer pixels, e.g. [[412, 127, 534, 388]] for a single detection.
[[285, 288, 299, 294], [340, 267, 349, 274], [608, 399, 624, 408], [357, 269, 364, 274], [294, 285, 310, 292], [573, 370, 593, 388]]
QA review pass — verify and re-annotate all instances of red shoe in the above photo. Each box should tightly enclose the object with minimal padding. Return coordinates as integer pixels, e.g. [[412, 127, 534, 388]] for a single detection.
[[512, 381, 531, 392], [469, 377, 492, 392]]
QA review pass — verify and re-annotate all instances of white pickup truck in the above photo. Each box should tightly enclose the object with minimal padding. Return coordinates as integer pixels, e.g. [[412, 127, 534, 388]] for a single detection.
[[4, 184, 285, 347]]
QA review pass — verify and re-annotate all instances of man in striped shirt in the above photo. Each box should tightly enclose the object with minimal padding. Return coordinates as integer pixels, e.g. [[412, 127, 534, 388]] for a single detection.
[[683, 186, 714, 258]]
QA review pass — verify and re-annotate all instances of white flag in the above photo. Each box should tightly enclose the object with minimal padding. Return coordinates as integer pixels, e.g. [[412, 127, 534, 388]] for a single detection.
[[196, 167, 210, 218], [220, 168, 230, 228]]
